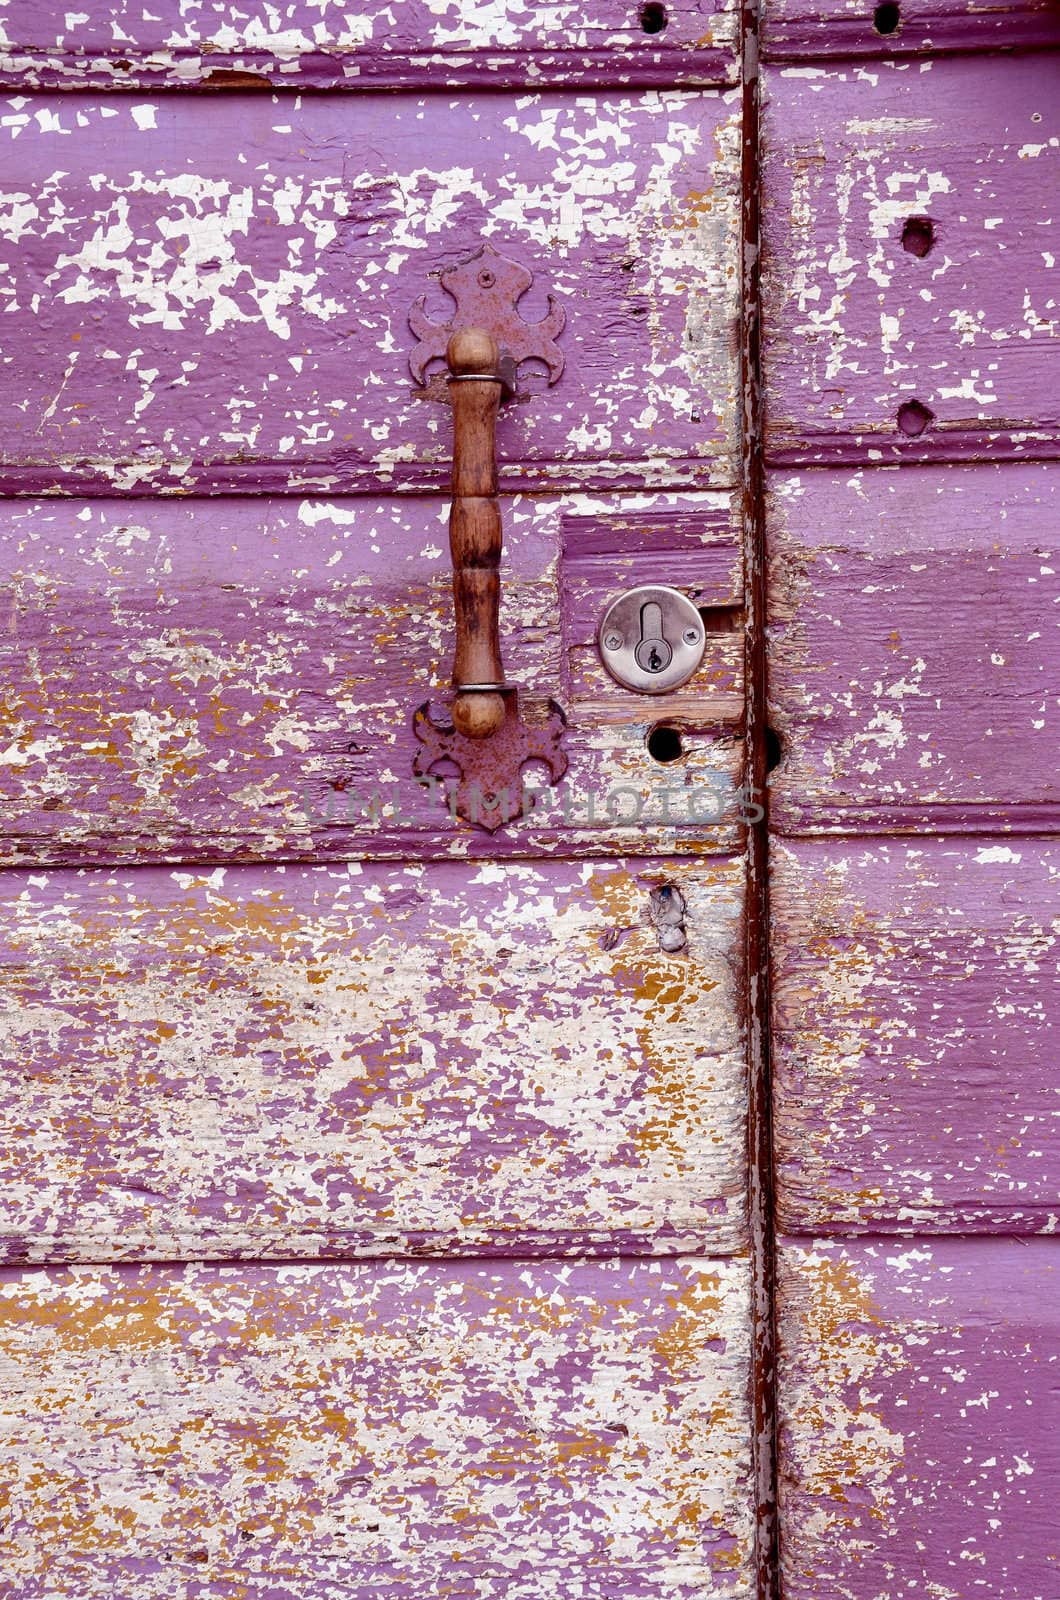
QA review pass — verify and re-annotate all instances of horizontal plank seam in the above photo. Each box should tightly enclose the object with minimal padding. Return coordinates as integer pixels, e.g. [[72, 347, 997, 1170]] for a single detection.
[[0, 75, 741, 99], [770, 825, 1060, 841], [777, 1229, 1058, 1242], [762, 41, 1060, 66], [0, 1241, 755, 1267]]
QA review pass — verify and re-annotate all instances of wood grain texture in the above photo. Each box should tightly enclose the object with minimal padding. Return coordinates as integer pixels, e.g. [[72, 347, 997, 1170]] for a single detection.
[[761, 56, 1060, 465], [444, 329, 507, 738], [0, 92, 740, 496], [763, 0, 1060, 59], [771, 838, 1060, 1233], [777, 1237, 1060, 1599], [0, 1255, 755, 1596], [0, 0, 740, 91], [0, 493, 747, 864], [767, 463, 1060, 834], [0, 855, 748, 1262]]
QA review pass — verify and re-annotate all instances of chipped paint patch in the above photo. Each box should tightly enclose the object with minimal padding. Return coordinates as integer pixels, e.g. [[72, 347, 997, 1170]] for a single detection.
[[0, 1254, 756, 1595], [771, 839, 1060, 1232], [0, 91, 741, 494], [0, 854, 748, 1261], [762, 58, 1059, 463], [778, 1238, 1060, 1597]]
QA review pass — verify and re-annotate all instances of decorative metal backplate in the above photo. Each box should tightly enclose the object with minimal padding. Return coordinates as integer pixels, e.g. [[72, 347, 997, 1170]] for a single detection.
[[413, 692, 568, 833], [409, 242, 565, 396]]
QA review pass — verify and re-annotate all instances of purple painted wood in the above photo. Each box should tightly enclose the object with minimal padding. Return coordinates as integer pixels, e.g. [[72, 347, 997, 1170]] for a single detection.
[[0, 1255, 756, 1595], [0, 0, 740, 91], [777, 1237, 1060, 1598], [0, 494, 747, 864], [0, 855, 748, 1262], [771, 838, 1060, 1233], [764, 0, 1060, 59], [0, 92, 741, 497], [761, 20, 1060, 1600], [762, 56, 1060, 465], [767, 463, 1060, 833]]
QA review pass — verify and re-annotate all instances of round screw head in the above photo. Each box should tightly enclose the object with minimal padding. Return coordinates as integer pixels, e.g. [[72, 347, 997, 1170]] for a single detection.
[[682, 626, 701, 645], [603, 631, 624, 651]]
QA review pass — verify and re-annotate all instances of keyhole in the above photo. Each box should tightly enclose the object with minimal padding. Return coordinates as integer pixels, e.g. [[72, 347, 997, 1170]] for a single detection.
[[634, 601, 673, 674]]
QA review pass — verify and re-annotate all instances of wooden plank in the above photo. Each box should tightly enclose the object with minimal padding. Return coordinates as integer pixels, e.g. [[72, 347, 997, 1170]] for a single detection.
[[763, 0, 1060, 60], [0, 0, 740, 92], [0, 1255, 755, 1596], [0, 92, 740, 496], [0, 854, 747, 1262], [771, 839, 1060, 1233], [0, 493, 747, 865], [777, 1237, 1060, 1599], [762, 57, 1060, 465], [766, 463, 1060, 834]]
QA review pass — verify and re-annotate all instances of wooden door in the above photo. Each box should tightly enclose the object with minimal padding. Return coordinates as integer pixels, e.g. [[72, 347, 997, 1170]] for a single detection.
[[0, 6, 767, 1597], [761, 12, 1060, 1596], [1, 2, 1056, 1595]]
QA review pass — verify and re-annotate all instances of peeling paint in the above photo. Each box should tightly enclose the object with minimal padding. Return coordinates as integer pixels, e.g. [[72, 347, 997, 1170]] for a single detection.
[[0, 1255, 756, 1595], [762, 58, 1059, 464], [0, 0, 741, 90], [0, 91, 742, 495], [778, 1239, 1060, 1598], [0, 855, 748, 1261], [771, 838, 1060, 1232]]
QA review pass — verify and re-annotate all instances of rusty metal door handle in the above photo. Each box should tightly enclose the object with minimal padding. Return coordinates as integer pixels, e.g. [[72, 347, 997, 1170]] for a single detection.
[[445, 327, 509, 740], [407, 243, 569, 831]]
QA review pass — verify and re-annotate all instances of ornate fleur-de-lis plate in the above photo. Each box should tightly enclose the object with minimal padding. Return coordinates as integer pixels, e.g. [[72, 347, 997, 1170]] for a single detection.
[[409, 242, 565, 396], [412, 692, 568, 833]]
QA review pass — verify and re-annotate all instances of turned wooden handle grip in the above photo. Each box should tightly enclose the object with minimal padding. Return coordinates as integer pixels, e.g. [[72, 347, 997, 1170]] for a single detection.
[[447, 328, 507, 740]]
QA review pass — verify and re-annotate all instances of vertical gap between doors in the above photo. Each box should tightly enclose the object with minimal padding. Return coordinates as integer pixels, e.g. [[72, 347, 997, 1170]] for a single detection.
[[739, 2, 780, 1596]]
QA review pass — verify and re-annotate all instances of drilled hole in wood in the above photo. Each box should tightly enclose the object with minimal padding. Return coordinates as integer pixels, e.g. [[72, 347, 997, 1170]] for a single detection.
[[647, 725, 684, 764], [901, 216, 935, 258], [896, 398, 935, 437], [873, 0, 901, 31], [765, 727, 783, 774], [640, 2, 668, 33]]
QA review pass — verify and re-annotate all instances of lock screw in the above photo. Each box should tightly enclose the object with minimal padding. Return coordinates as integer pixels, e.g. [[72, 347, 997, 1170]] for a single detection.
[[682, 626, 700, 645], [603, 632, 624, 651]]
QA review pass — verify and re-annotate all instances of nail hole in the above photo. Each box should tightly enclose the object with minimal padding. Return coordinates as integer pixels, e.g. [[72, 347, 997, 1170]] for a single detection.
[[765, 727, 783, 774], [873, 0, 901, 32], [901, 216, 935, 258], [896, 398, 934, 437], [647, 725, 683, 764], [640, 2, 668, 31]]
